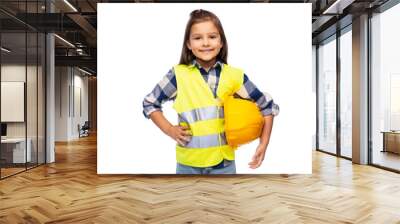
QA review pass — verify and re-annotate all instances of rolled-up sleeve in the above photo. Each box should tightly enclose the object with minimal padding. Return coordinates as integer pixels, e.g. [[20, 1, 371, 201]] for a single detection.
[[235, 74, 280, 117], [142, 69, 177, 118]]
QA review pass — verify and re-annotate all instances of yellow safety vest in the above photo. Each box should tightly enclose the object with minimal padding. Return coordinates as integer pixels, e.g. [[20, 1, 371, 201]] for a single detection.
[[173, 64, 244, 167]]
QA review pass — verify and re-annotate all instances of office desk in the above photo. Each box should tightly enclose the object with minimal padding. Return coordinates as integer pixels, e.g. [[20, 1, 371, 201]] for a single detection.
[[1, 138, 31, 163], [381, 131, 400, 154]]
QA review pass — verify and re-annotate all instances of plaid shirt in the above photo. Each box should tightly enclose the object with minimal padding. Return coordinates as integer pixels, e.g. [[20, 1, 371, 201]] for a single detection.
[[143, 60, 279, 118]]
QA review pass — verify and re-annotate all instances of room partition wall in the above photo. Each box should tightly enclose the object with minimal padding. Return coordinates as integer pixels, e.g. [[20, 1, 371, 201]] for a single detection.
[[0, 0, 46, 179]]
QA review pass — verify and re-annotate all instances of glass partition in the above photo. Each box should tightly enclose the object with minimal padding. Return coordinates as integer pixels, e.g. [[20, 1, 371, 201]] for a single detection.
[[317, 35, 337, 155], [1, 31, 28, 177], [27, 30, 38, 169], [38, 32, 45, 165], [26, 0, 44, 169], [0, 1, 46, 179]]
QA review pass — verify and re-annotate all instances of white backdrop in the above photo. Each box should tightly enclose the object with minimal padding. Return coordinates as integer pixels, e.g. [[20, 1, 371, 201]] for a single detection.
[[98, 3, 312, 174]]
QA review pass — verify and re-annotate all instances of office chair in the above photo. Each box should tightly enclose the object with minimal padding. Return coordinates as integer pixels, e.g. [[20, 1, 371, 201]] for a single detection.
[[79, 121, 90, 138]]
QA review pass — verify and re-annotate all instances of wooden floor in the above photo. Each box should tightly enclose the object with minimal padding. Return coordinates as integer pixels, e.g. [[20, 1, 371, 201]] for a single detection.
[[1, 134, 400, 223]]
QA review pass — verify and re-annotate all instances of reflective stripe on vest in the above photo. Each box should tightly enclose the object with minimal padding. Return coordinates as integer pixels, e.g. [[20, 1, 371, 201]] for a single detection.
[[184, 132, 227, 149], [178, 105, 224, 124]]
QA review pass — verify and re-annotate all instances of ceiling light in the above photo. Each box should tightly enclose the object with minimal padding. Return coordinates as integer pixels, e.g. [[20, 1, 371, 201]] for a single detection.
[[78, 67, 93, 76], [1, 47, 11, 53], [323, 0, 355, 15], [54, 34, 75, 48], [63, 0, 78, 12]]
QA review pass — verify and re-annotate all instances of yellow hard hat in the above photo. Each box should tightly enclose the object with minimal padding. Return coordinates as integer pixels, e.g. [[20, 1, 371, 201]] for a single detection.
[[224, 95, 264, 148]]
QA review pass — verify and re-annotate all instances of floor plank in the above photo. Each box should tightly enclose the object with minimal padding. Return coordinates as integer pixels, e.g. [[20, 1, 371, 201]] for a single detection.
[[1, 134, 400, 223]]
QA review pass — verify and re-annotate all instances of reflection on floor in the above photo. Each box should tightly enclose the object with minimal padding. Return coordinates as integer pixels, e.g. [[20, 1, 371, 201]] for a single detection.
[[0, 163, 39, 178], [0, 167, 25, 177], [341, 147, 352, 158], [373, 150, 400, 171]]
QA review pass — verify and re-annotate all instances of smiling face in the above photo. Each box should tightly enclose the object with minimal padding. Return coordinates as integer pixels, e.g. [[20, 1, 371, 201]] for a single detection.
[[186, 20, 223, 69]]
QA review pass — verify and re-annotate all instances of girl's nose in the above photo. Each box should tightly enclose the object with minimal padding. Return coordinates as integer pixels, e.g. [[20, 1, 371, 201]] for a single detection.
[[202, 38, 210, 46]]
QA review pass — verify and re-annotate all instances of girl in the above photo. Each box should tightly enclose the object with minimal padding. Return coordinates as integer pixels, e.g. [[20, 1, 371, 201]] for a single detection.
[[143, 9, 279, 174]]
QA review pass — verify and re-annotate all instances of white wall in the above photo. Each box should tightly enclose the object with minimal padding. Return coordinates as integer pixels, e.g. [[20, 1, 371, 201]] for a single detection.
[[1, 65, 39, 138], [55, 66, 69, 141], [1, 65, 27, 142], [73, 72, 89, 137], [1, 64, 46, 163], [55, 66, 89, 141]]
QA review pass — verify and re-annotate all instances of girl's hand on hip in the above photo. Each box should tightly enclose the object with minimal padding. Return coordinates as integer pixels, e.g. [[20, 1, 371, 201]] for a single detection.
[[167, 125, 192, 146], [248, 144, 267, 169]]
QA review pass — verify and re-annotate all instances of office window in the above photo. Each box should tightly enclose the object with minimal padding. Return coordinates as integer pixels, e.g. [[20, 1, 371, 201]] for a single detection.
[[318, 36, 337, 154], [371, 3, 400, 171], [340, 28, 352, 158]]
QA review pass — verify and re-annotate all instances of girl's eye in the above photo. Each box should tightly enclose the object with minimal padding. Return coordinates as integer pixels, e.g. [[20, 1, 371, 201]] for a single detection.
[[210, 36, 217, 39]]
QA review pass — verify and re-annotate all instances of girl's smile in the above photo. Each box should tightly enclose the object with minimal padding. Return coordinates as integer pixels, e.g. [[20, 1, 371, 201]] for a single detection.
[[186, 20, 223, 69]]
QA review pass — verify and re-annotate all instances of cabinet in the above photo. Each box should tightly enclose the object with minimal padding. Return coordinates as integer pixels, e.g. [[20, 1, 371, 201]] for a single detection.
[[382, 131, 400, 154]]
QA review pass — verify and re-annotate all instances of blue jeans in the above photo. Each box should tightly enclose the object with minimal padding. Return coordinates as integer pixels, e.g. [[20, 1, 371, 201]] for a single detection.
[[176, 159, 236, 174]]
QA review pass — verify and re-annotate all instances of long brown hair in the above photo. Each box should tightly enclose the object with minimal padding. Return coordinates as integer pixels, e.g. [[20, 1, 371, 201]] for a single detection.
[[179, 9, 228, 65]]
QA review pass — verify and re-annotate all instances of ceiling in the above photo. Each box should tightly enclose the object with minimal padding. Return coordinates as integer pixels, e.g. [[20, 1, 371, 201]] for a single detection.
[[0, 0, 393, 75]]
